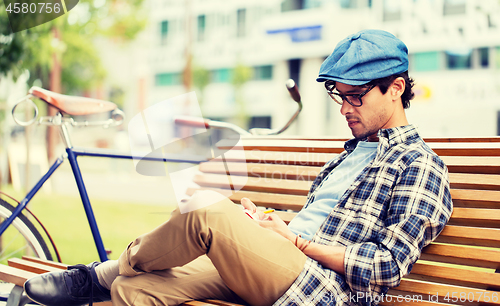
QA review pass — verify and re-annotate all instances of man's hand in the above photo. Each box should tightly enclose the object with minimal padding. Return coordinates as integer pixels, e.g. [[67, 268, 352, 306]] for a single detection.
[[240, 198, 346, 274], [240, 198, 265, 221], [258, 213, 296, 242], [241, 198, 294, 240]]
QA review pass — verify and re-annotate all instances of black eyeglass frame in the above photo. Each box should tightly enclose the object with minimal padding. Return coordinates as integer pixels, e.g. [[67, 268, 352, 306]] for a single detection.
[[324, 82, 375, 107]]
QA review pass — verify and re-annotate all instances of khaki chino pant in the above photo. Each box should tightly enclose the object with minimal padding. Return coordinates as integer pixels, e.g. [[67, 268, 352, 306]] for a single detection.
[[112, 190, 307, 306]]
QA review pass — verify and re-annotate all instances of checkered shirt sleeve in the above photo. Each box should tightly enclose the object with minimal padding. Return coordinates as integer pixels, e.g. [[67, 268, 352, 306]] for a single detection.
[[274, 125, 453, 306]]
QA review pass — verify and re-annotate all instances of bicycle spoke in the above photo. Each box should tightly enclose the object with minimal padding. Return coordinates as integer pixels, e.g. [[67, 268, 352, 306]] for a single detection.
[[0, 245, 30, 262], [0, 199, 52, 261], [0, 221, 36, 262], [0, 230, 28, 260]]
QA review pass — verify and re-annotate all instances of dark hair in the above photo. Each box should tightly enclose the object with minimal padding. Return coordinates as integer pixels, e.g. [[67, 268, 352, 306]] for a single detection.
[[367, 71, 415, 109]]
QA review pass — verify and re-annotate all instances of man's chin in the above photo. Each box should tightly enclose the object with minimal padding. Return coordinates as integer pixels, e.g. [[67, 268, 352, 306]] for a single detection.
[[350, 129, 366, 140], [351, 129, 376, 141]]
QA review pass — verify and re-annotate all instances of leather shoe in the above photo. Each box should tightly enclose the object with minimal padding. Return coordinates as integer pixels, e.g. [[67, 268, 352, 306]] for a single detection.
[[24, 261, 111, 306]]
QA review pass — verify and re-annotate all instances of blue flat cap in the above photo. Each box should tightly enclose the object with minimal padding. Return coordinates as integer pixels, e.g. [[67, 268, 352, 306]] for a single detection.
[[317, 29, 409, 85]]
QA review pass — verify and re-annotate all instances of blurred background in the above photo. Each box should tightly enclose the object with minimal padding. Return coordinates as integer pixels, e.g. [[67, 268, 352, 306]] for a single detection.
[[1, 0, 500, 263]]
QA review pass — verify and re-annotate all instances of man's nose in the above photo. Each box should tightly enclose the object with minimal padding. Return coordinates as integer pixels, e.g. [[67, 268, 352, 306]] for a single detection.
[[340, 100, 354, 116]]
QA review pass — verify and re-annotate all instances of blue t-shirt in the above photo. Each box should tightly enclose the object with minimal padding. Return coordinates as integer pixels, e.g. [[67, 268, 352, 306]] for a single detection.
[[288, 141, 378, 241]]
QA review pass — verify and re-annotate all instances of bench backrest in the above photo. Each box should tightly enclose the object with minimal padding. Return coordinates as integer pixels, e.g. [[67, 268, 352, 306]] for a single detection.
[[189, 136, 500, 305]]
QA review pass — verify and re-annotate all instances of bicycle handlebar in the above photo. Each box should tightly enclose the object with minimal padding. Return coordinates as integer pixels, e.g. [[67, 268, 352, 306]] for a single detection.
[[286, 79, 301, 103], [175, 79, 303, 136], [174, 116, 210, 129]]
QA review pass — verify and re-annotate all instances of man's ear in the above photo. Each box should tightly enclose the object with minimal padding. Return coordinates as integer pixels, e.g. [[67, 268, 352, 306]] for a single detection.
[[390, 77, 405, 99]]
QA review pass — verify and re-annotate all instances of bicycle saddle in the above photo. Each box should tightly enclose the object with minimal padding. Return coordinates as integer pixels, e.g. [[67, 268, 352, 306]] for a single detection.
[[29, 86, 117, 116]]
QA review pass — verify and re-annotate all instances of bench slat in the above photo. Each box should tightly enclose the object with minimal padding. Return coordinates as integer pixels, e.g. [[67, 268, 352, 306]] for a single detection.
[[182, 301, 242, 306], [0, 264, 38, 287], [442, 156, 500, 174], [421, 244, 500, 269], [186, 188, 306, 211], [193, 174, 311, 195], [21, 256, 68, 269], [436, 225, 500, 247], [199, 162, 320, 181], [379, 299, 460, 306], [235, 136, 500, 143], [188, 188, 500, 228], [449, 173, 500, 191], [211, 150, 335, 166], [198, 165, 500, 193], [211, 153, 500, 174], [8, 258, 63, 274], [389, 278, 500, 305], [451, 189, 500, 209], [218, 139, 500, 156], [408, 262, 500, 291], [448, 207, 500, 228]]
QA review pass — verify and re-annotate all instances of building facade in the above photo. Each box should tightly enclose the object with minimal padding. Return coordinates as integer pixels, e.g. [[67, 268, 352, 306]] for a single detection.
[[143, 0, 500, 138]]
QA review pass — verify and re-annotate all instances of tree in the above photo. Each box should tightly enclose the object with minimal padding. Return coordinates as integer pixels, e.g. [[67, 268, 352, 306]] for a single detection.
[[192, 65, 210, 105], [0, 0, 147, 93], [0, 0, 147, 163], [231, 63, 252, 128]]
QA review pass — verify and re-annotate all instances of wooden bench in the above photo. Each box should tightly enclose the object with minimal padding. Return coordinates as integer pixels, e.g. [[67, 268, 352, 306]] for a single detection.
[[1, 136, 499, 306]]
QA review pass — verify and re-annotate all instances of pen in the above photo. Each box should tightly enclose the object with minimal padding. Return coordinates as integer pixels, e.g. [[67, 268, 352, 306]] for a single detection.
[[244, 209, 275, 220]]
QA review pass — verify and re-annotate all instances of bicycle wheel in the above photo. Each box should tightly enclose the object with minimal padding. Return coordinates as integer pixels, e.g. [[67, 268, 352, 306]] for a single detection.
[[0, 198, 53, 263]]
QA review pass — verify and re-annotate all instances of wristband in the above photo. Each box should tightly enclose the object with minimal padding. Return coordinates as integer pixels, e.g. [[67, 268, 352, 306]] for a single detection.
[[294, 235, 311, 252]]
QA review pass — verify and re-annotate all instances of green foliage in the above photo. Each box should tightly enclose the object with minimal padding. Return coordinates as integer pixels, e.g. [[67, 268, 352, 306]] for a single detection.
[[231, 63, 252, 128], [231, 63, 252, 88], [193, 65, 210, 91], [0, 0, 147, 93], [60, 27, 106, 94], [192, 65, 210, 103], [0, 1, 51, 79], [2, 185, 175, 264]]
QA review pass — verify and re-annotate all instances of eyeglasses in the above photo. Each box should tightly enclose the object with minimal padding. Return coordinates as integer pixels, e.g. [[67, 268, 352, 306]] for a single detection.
[[324, 82, 375, 107]]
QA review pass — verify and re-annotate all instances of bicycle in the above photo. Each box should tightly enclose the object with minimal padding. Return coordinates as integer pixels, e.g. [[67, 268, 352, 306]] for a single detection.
[[0, 80, 302, 266]]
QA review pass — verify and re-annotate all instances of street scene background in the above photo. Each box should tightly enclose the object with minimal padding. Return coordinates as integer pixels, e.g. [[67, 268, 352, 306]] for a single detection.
[[1, 0, 500, 265]]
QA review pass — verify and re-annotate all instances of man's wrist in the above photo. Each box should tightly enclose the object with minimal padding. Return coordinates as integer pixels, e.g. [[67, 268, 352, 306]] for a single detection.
[[293, 235, 311, 252]]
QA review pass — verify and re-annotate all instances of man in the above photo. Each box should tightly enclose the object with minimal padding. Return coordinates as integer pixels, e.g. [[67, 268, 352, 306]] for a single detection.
[[24, 29, 453, 306]]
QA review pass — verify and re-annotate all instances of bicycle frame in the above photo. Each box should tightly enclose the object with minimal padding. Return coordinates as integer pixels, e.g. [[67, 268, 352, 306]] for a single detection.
[[0, 122, 205, 262]]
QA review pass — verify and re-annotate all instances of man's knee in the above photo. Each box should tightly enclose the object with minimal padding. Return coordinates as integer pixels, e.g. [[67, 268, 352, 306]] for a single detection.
[[110, 276, 138, 305], [179, 190, 233, 215]]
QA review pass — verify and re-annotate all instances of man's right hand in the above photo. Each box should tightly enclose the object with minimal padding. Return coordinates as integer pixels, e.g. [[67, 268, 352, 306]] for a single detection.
[[241, 198, 266, 221]]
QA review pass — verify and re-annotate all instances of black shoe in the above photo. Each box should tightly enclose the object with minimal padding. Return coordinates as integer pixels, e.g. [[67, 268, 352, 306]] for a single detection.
[[24, 261, 111, 306]]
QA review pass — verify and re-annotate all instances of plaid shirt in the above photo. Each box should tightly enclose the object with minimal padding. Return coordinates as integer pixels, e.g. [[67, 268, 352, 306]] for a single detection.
[[274, 125, 453, 306]]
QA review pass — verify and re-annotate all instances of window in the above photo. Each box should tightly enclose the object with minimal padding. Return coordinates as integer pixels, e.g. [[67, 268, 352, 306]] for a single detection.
[[253, 65, 273, 80], [237, 9, 246, 38], [446, 49, 472, 69], [303, 0, 321, 9], [497, 111, 500, 136], [443, 0, 466, 15], [155, 73, 182, 86], [289, 59, 301, 87], [496, 47, 500, 68], [340, 0, 357, 8], [249, 116, 272, 129], [478, 47, 489, 68], [197, 15, 206, 42], [160, 20, 169, 45], [281, 0, 304, 11], [383, 0, 401, 21], [413, 52, 440, 72], [211, 69, 232, 83]]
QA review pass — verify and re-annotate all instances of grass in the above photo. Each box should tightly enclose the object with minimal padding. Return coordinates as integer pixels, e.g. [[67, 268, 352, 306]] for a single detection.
[[1, 185, 176, 265]]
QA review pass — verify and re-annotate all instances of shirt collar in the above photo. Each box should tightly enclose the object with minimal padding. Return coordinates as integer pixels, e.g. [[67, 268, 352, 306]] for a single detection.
[[343, 124, 420, 153]]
